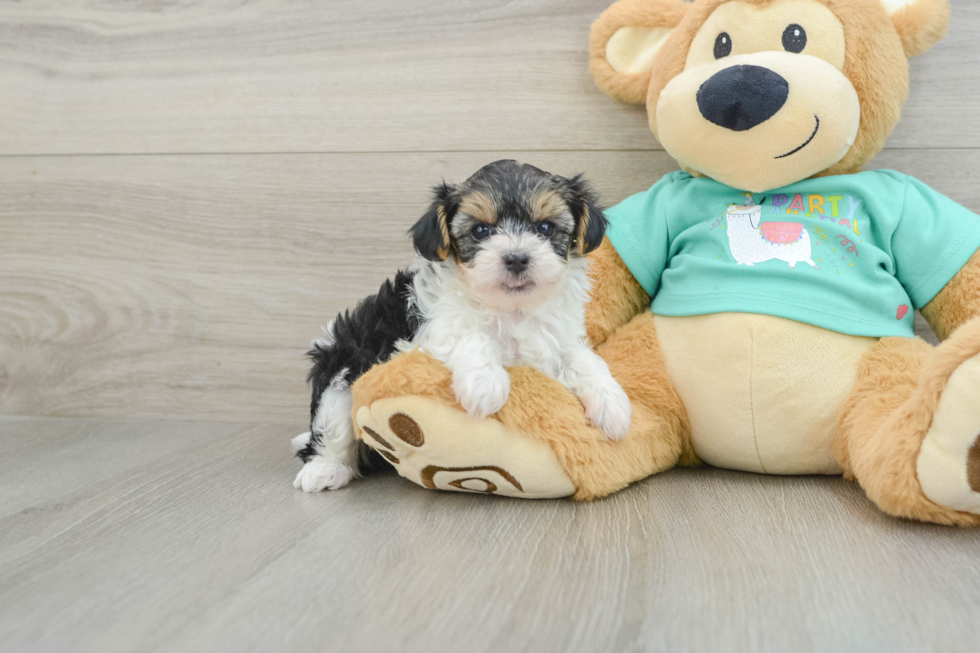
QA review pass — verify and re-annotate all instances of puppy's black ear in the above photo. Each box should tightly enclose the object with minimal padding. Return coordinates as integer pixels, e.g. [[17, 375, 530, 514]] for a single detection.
[[409, 182, 458, 261], [566, 174, 607, 256]]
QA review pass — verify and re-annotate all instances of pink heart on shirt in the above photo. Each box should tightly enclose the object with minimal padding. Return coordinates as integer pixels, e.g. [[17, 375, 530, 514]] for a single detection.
[[897, 304, 910, 320]]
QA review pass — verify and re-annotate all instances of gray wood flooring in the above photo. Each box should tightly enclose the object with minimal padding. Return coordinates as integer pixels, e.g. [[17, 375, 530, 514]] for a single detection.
[[2, 2, 976, 422], [2, 415, 979, 653], [2, 1, 978, 155], [0, 149, 956, 422]]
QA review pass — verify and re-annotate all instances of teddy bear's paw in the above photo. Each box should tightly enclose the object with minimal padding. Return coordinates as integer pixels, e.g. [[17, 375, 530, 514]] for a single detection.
[[354, 395, 575, 499], [917, 353, 980, 515], [293, 455, 355, 492]]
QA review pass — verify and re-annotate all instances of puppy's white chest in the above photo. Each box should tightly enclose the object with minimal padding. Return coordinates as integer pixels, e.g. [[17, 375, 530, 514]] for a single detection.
[[493, 315, 564, 377]]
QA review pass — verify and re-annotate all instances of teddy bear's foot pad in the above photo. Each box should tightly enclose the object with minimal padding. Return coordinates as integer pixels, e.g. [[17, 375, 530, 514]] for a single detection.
[[917, 354, 980, 514], [355, 396, 575, 498]]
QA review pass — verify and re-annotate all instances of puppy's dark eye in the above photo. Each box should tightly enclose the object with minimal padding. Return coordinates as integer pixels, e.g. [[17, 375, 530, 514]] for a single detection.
[[536, 221, 555, 237], [714, 32, 732, 59], [471, 223, 492, 240], [782, 24, 806, 53]]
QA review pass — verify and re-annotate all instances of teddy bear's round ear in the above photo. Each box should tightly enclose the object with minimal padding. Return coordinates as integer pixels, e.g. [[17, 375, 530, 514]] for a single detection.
[[880, 0, 951, 58], [589, 0, 689, 105]]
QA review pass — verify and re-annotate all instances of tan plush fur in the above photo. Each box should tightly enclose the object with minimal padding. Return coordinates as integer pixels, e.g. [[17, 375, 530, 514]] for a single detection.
[[352, 312, 693, 500], [590, 0, 938, 178], [589, 0, 689, 104], [353, 349, 458, 416], [649, 0, 909, 178], [351, 0, 979, 523], [922, 249, 980, 342], [834, 318, 980, 526], [507, 312, 693, 500], [656, 313, 872, 474], [589, 0, 953, 187], [584, 237, 650, 347], [890, 0, 951, 58]]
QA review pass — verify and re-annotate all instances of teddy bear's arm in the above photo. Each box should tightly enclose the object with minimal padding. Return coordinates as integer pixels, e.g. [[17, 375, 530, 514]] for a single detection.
[[584, 237, 650, 347], [921, 249, 980, 341]]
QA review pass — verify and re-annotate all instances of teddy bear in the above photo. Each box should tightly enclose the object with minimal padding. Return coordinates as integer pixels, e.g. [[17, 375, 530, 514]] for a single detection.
[[350, 0, 980, 526]]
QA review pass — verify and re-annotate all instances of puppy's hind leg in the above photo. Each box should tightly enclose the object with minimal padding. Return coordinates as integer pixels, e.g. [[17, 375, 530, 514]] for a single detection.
[[294, 372, 359, 492]]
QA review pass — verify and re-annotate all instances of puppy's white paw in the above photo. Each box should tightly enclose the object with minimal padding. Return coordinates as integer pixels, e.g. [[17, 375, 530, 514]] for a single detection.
[[293, 455, 354, 492], [453, 364, 511, 419], [580, 381, 632, 441]]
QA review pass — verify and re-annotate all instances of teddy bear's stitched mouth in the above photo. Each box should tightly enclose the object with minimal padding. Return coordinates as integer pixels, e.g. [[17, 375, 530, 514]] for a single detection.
[[775, 115, 820, 159]]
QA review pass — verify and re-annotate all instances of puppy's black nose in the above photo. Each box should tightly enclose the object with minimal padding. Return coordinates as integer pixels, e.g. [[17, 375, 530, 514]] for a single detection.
[[504, 252, 530, 274], [697, 65, 789, 132]]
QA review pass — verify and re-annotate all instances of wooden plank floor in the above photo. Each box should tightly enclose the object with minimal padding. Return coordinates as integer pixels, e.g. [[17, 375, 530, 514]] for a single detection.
[[2, 415, 979, 653], [2, 1, 979, 154], [3, 1, 977, 422], [0, 148, 958, 421]]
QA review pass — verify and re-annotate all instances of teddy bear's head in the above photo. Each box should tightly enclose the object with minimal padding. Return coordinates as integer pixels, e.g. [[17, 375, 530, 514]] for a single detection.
[[590, 0, 950, 192]]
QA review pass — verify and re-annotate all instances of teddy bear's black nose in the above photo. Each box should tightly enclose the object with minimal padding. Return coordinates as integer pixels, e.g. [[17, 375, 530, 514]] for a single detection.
[[697, 65, 789, 132]]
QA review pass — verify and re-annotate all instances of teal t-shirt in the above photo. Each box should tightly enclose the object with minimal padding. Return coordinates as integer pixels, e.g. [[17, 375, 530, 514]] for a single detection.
[[606, 170, 980, 338]]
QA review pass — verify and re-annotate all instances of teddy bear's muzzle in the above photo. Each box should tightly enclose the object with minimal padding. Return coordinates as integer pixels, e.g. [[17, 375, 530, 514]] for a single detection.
[[696, 64, 789, 132]]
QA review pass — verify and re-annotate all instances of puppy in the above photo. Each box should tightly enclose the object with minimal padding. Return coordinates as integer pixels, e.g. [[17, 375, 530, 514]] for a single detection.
[[293, 160, 632, 492]]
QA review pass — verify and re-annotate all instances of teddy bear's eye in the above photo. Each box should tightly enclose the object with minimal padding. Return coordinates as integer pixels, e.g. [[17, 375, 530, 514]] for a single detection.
[[782, 24, 807, 53], [714, 32, 733, 59]]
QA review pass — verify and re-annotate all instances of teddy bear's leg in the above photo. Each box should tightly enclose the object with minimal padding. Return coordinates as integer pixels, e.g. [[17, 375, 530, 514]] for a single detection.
[[835, 317, 980, 525], [351, 311, 691, 500]]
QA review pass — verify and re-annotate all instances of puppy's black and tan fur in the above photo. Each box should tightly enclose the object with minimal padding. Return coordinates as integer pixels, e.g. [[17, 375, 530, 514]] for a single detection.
[[293, 160, 621, 493], [412, 161, 606, 267]]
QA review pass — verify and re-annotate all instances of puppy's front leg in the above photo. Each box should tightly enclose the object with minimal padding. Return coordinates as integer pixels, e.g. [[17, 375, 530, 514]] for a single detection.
[[449, 334, 511, 419], [561, 345, 632, 440]]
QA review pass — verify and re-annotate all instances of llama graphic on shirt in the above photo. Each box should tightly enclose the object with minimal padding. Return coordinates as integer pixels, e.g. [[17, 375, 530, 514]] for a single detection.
[[726, 197, 819, 270]]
